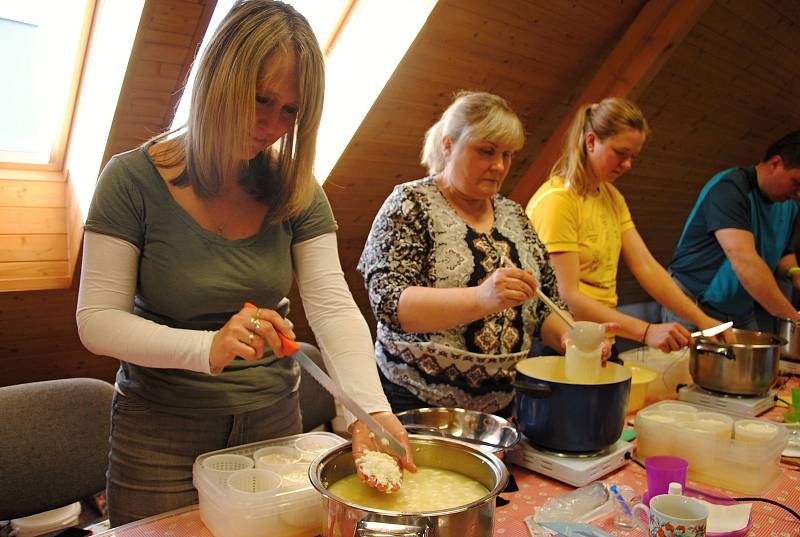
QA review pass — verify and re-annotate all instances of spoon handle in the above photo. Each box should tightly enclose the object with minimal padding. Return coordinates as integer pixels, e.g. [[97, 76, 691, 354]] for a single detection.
[[500, 256, 574, 328], [535, 288, 575, 328]]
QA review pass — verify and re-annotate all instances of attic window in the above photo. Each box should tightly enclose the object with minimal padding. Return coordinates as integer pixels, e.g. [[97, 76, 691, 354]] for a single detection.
[[171, 0, 436, 184], [0, 1, 94, 170]]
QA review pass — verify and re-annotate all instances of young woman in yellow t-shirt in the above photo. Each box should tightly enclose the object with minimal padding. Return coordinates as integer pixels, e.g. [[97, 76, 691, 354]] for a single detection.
[[527, 97, 724, 354]]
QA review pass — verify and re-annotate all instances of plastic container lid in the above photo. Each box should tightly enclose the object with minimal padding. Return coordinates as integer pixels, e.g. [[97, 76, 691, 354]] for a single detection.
[[11, 502, 81, 537]]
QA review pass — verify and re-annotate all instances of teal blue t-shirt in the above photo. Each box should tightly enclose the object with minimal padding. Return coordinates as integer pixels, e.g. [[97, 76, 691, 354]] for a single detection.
[[669, 166, 798, 316], [84, 145, 337, 415]]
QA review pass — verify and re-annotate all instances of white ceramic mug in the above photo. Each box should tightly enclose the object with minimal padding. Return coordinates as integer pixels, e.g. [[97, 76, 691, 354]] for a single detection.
[[632, 493, 708, 537]]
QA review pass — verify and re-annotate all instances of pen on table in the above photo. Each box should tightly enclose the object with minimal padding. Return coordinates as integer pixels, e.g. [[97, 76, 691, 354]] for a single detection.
[[609, 484, 632, 517]]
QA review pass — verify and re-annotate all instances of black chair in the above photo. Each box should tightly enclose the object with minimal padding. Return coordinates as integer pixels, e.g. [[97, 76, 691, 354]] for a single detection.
[[297, 342, 337, 432], [0, 377, 114, 520]]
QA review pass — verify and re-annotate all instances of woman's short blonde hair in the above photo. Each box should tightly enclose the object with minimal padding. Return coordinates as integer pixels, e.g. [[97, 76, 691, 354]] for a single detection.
[[421, 91, 525, 175], [156, 0, 325, 222], [551, 97, 650, 196]]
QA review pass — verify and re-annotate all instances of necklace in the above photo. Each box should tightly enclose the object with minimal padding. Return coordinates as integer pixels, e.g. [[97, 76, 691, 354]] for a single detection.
[[204, 199, 239, 237]]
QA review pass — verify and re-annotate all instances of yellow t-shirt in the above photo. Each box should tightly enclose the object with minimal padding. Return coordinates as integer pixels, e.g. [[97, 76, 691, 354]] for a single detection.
[[526, 176, 634, 308]]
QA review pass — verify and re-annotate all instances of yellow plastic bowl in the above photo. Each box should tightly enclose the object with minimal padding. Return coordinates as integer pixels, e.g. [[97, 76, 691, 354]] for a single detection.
[[623, 362, 658, 413]]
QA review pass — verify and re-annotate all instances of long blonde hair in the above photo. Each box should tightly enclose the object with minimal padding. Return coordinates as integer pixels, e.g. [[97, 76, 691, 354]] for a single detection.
[[421, 91, 525, 175], [551, 97, 650, 196], [153, 0, 325, 222]]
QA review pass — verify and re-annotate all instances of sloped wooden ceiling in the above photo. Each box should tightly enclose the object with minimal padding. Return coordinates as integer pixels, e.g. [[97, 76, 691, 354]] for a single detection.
[[3, 0, 800, 387]]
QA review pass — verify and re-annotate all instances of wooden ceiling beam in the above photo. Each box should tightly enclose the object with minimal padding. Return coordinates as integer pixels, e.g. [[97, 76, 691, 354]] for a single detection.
[[101, 0, 217, 170], [508, 0, 713, 205]]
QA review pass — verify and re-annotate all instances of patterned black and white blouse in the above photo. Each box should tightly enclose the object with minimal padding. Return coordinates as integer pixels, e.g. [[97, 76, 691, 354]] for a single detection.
[[357, 177, 565, 412]]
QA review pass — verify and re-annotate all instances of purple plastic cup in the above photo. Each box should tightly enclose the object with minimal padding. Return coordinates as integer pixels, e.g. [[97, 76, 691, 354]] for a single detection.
[[644, 456, 688, 504]]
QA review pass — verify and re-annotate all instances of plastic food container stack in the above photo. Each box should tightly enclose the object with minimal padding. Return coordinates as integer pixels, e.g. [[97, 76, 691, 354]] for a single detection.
[[193, 431, 346, 537], [635, 401, 788, 494], [619, 346, 692, 403]]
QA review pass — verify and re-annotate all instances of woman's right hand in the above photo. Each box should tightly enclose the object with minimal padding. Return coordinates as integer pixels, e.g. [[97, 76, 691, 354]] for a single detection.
[[208, 305, 296, 372], [476, 266, 539, 313], [644, 322, 691, 353]]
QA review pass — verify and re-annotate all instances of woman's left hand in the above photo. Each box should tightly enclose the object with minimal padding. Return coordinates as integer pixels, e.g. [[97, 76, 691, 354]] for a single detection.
[[350, 412, 416, 492], [599, 322, 620, 364]]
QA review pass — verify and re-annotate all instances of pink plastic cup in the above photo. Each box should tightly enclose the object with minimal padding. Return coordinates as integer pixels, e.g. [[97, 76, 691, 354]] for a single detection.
[[644, 456, 688, 505]]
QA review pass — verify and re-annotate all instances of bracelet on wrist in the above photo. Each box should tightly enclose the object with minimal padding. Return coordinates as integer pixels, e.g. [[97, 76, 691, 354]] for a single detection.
[[787, 266, 800, 279], [641, 323, 651, 344]]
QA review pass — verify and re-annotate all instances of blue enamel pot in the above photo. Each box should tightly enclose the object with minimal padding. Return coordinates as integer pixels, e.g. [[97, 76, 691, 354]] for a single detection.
[[512, 356, 631, 453]]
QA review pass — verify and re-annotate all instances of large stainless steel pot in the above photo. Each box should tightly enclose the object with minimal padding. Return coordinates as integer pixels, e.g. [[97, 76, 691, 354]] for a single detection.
[[512, 356, 631, 453], [775, 316, 800, 360], [690, 328, 784, 395], [309, 436, 508, 537]]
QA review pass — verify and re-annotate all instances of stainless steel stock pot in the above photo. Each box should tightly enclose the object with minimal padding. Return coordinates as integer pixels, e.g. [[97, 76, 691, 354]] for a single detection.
[[691, 328, 784, 395], [775, 316, 800, 361], [309, 435, 508, 537]]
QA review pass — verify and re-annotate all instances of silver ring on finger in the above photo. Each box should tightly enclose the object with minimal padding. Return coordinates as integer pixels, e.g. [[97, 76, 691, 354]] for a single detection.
[[247, 332, 255, 347]]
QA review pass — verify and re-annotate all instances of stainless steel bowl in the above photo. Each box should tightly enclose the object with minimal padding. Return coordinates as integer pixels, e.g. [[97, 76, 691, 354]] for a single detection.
[[395, 407, 521, 454]]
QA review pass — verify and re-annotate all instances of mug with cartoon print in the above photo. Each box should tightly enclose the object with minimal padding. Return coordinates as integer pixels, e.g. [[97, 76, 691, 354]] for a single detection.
[[632, 492, 708, 537]]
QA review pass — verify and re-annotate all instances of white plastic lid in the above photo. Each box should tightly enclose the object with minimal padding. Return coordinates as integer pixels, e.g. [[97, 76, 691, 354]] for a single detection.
[[668, 482, 683, 495], [11, 501, 81, 533]]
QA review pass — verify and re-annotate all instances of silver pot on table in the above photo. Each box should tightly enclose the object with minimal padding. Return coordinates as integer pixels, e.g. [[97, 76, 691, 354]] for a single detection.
[[309, 435, 508, 537], [690, 328, 784, 395], [775, 316, 800, 361]]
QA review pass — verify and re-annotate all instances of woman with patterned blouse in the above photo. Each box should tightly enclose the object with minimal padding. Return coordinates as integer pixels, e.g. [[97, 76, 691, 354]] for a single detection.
[[358, 91, 584, 416]]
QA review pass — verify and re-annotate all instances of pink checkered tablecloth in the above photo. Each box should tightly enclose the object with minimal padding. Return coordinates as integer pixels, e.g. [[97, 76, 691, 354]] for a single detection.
[[93, 382, 800, 537]]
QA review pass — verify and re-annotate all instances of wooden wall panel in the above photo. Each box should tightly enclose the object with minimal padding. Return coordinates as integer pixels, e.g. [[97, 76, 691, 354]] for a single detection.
[[0, 288, 118, 387]]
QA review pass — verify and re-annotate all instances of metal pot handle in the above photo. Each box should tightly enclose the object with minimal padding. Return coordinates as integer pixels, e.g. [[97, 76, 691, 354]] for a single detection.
[[695, 341, 735, 360], [356, 520, 427, 536], [511, 379, 553, 398]]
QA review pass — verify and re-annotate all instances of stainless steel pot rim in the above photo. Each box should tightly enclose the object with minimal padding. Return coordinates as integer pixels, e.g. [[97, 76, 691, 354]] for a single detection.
[[309, 435, 508, 517], [695, 335, 787, 348]]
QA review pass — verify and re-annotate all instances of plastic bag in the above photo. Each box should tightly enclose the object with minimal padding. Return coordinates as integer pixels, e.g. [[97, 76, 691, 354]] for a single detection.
[[533, 482, 614, 523]]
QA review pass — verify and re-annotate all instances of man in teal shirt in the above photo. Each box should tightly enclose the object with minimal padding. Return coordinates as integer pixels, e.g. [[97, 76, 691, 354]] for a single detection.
[[665, 131, 800, 330]]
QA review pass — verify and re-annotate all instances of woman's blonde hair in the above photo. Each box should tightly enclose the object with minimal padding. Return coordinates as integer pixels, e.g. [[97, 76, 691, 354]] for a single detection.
[[551, 97, 650, 196], [154, 0, 325, 222], [421, 91, 525, 175]]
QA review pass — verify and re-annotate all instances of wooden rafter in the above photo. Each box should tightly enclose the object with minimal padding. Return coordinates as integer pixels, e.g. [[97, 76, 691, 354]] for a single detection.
[[508, 0, 713, 205]]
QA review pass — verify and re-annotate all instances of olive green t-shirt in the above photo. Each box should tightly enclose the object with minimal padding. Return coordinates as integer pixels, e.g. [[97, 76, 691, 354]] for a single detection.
[[85, 145, 337, 415]]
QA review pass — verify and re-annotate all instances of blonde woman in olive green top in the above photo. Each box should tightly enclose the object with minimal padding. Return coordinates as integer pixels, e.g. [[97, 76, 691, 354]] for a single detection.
[[76, 0, 413, 525]]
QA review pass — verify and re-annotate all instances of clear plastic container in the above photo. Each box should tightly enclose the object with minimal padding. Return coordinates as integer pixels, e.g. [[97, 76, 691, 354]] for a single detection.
[[295, 434, 342, 461], [636, 404, 698, 457], [734, 419, 781, 445], [619, 346, 692, 402], [201, 454, 255, 487], [253, 445, 303, 467], [193, 431, 347, 537], [635, 401, 788, 494]]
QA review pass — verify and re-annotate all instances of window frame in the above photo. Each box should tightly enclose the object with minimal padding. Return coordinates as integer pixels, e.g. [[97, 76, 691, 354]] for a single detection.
[[0, 0, 97, 175]]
